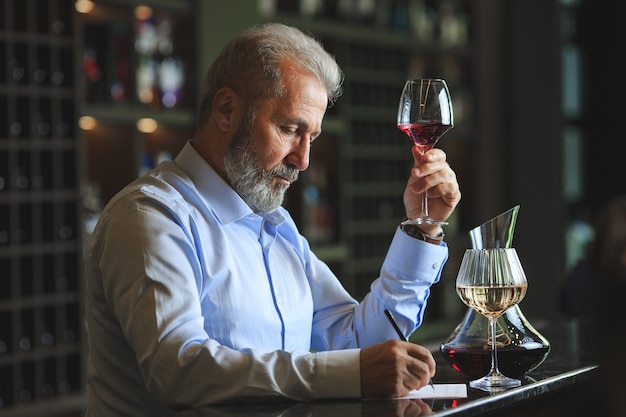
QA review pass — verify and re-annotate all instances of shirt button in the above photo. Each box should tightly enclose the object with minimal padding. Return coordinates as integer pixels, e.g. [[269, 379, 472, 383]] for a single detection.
[[432, 262, 440, 269]]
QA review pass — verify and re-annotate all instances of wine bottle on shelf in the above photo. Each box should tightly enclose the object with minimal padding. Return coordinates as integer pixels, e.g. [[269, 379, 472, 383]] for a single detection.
[[83, 25, 108, 103], [57, 46, 73, 87], [0, 151, 7, 192], [19, 256, 34, 296], [15, 96, 29, 138], [54, 0, 74, 36], [16, 203, 32, 243], [0, 42, 7, 84], [64, 353, 81, 393], [41, 306, 56, 348], [13, 0, 27, 32], [42, 357, 57, 398], [109, 23, 132, 103], [18, 309, 34, 351], [12, 43, 28, 85], [62, 150, 76, 189], [42, 202, 55, 242], [18, 362, 34, 403], [15, 152, 30, 191], [62, 302, 80, 344], [36, 1, 50, 34], [34, 45, 50, 85], [58, 99, 74, 138], [59, 201, 76, 240], [42, 254, 55, 293], [302, 165, 335, 244], [63, 252, 78, 292], [0, 365, 14, 408], [0, 311, 11, 353], [0, 205, 8, 244]]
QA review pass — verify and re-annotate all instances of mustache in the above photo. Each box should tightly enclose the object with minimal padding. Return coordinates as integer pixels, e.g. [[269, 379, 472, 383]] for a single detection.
[[271, 164, 299, 183]]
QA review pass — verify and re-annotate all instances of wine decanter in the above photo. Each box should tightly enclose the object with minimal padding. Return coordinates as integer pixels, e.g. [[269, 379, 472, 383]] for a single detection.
[[440, 206, 551, 379]]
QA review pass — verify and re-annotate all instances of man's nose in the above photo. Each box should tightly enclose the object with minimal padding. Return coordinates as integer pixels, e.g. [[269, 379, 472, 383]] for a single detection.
[[287, 137, 310, 171]]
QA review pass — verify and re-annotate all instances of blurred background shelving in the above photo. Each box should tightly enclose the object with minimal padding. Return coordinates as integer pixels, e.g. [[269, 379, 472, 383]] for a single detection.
[[78, 0, 197, 205]]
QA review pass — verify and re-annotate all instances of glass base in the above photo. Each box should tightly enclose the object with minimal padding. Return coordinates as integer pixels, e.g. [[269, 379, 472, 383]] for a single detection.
[[469, 372, 521, 392], [401, 216, 448, 226]]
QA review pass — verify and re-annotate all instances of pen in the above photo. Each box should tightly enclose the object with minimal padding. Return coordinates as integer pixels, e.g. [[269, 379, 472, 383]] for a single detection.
[[384, 309, 407, 342], [384, 309, 434, 389]]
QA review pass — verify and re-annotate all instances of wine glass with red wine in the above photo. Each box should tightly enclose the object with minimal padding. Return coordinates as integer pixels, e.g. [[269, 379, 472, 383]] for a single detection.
[[397, 78, 453, 225], [455, 248, 528, 392]]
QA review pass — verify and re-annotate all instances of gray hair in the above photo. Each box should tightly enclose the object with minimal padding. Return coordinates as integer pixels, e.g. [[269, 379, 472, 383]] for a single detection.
[[198, 22, 343, 126]]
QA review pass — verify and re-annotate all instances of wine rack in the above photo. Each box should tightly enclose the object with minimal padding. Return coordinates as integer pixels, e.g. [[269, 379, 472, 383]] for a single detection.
[[0, 0, 84, 414]]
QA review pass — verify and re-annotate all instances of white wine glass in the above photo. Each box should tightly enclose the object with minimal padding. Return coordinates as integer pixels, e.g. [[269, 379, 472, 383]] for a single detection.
[[455, 248, 528, 392], [397, 78, 453, 226]]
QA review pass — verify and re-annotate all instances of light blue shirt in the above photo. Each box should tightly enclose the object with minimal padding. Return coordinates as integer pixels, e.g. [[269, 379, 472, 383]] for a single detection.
[[85, 141, 448, 415]]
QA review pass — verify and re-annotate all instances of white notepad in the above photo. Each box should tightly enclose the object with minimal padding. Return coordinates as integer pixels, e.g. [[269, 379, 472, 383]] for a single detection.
[[396, 383, 468, 399]]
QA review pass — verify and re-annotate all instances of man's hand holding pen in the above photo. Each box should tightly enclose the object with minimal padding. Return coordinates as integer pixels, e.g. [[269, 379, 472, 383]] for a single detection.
[[359, 339, 436, 399], [358, 309, 436, 399], [384, 309, 434, 389]]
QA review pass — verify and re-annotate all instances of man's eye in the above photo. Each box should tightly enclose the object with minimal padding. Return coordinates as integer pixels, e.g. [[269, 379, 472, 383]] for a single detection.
[[282, 126, 297, 135]]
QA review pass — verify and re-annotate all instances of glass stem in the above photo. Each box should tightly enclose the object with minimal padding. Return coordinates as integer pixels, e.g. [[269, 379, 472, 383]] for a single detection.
[[419, 149, 429, 219], [490, 317, 500, 376]]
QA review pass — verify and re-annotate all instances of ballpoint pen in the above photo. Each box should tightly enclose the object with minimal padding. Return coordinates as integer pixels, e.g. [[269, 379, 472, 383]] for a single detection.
[[384, 309, 434, 389]]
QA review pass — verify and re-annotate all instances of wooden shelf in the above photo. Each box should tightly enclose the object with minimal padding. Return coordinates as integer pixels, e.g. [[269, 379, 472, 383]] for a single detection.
[[80, 105, 195, 126]]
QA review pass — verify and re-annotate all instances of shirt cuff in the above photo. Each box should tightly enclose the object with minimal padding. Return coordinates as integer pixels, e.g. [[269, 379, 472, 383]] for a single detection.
[[315, 349, 361, 399], [383, 227, 447, 283]]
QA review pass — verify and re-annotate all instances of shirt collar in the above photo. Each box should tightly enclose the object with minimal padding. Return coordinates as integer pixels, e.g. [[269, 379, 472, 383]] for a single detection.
[[174, 141, 286, 226]]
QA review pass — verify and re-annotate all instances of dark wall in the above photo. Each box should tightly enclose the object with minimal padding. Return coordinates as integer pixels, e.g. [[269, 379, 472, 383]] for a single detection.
[[504, 1, 563, 319], [579, 0, 626, 217]]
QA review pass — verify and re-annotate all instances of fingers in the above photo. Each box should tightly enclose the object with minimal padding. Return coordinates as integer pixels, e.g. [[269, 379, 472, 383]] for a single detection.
[[406, 343, 436, 378], [410, 149, 453, 183], [360, 341, 437, 399], [423, 170, 460, 205], [411, 146, 445, 166], [404, 399, 433, 417], [363, 399, 432, 417], [397, 343, 435, 392], [404, 344, 436, 390], [404, 148, 460, 222]]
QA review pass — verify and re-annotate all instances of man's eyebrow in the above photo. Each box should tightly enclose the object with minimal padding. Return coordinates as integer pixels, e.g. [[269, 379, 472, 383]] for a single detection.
[[282, 117, 307, 127], [283, 117, 321, 138]]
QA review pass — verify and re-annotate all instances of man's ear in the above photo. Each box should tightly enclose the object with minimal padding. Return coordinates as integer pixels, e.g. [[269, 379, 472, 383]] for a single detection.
[[212, 87, 241, 133]]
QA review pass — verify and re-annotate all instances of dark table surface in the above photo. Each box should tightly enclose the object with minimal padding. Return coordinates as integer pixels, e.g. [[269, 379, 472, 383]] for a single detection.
[[168, 320, 601, 417]]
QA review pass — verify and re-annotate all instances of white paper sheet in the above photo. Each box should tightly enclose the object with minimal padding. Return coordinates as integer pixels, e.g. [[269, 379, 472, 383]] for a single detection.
[[396, 383, 468, 399]]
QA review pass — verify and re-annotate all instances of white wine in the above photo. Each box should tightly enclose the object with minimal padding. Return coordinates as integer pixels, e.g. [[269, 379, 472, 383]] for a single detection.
[[456, 285, 527, 318]]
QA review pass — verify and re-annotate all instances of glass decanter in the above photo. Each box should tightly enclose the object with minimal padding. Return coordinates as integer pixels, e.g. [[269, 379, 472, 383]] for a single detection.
[[440, 206, 551, 379]]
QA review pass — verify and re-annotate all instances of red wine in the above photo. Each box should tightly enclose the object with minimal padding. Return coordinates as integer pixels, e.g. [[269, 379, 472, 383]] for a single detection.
[[398, 122, 452, 150], [440, 343, 550, 378]]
